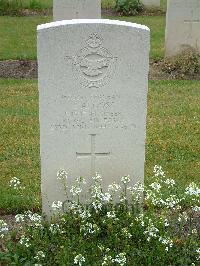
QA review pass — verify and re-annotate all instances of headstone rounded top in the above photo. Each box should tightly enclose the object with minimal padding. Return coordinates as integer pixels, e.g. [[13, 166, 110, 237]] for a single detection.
[[37, 16, 150, 217], [37, 19, 150, 32]]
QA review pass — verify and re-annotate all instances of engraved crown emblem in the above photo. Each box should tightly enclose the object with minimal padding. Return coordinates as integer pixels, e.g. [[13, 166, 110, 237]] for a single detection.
[[86, 34, 102, 48], [67, 33, 117, 89]]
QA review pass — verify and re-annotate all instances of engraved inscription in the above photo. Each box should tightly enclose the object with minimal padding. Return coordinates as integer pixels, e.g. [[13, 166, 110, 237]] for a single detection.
[[184, 20, 200, 23], [66, 34, 118, 89], [76, 134, 110, 176], [51, 94, 136, 131]]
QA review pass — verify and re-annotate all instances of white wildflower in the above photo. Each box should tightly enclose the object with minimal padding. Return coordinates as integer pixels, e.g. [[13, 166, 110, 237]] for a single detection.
[[149, 182, 161, 192], [165, 195, 181, 209], [9, 177, 22, 190], [119, 195, 127, 203], [79, 210, 91, 220], [112, 253, 126, 266], [70, 186, 82, 196], [0, 220, 9, 238], [92, 200, 102, 212], [159, 236, 173, 251], [57, 169, 68, 180], [98, 244, 105, 252], [144, 220, 159, 240], [52, 201, 63, 211], [74, 254, 86, 265], [108, 182, 121, 192], [81, 222, 99, 236], [192, 229, 197, 234], [19, 235, 31, 247], [192, 206, 200, 212], [185, 183, 200, 197], [121, 175, 130, 184], [196, 248, 200, 260], [15, 212, 42, 228], [102, 254, 112, 265], [178, 216, 182, 222], [90, 184, 102, 199], [178, 212, 188, 223], [76, 176, 86, 184], [15, 214, 25, 223], [164, 219, 169, 227], [122, 227, 132, 239], [34, 251, 45, 261], [135, 213, 145, 227], [49, 223, 62, 234], [101, 192, 112, 203], [153, 165, 165, 178], [92, 172, 102, 182], [164, 178, 175, 187], [69, 202, 83, 215], [128, 182, 144, 201], [107, 211, 116, 219]]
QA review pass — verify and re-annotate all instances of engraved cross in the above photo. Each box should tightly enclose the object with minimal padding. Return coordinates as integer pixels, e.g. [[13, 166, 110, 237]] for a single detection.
[[76, 134, 110, 176]]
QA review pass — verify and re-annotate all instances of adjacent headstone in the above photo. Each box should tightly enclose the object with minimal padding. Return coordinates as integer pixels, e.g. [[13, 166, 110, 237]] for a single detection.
[[165, 0, 200, 57], [37, 19, 150, 217], [141, 0, 160, 8], [53, 0, 101, 21]]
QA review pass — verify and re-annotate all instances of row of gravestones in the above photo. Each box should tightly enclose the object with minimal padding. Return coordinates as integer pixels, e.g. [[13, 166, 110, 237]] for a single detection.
[[37, 0, 199, 217], [53, 0, 200, 57], [53, 0, 160, 21]]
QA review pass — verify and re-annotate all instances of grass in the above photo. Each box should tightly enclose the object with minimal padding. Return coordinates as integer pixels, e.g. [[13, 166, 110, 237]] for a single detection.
[[0, 16, 50, 60], [0, 79, 199, 213], [116, 15, 165, 59], [0, 15, 165, 60], [0, 0, 167, 10]]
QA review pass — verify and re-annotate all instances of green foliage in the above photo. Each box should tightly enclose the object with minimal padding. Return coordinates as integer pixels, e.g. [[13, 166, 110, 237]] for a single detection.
[[0, 171, 199, 265], [163, 48, 200, 79], [0, 0, 22, 16], [102, 0, 116, 9], [115, 0, 143, 16], [0, 0, 51, 15], [29, 0, 42, 10]]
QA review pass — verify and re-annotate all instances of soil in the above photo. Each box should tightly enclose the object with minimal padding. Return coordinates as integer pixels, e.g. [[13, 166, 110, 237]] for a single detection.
[[5, 8, 165, 17], [0, 59, 199, 80], [0, 60, 38, 79]]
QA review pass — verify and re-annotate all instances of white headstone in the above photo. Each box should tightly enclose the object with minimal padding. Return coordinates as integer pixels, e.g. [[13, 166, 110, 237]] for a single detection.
[[53, 0, 101, 21], [165, 0, 200, 57], [37, 19, 150, 217], [141, 0, 160, 8]]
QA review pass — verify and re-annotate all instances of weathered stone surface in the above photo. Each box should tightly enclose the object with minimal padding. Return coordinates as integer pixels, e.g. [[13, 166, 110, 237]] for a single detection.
[[165, 0, 200, 57], [53, 0, 101, 21], [37, 19, 150, 217], [141, 0, 160, 8]]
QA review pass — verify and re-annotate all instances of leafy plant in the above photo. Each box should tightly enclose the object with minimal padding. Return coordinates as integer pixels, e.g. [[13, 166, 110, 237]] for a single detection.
[[0, 0, 22, 16], [0, 167, 199, 265], [29, 0, 42, 10], [115, 0, 143, 16], [163, 48, 200, 79]]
